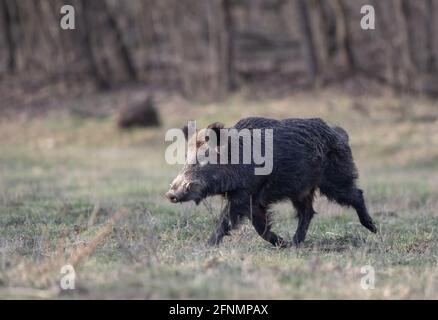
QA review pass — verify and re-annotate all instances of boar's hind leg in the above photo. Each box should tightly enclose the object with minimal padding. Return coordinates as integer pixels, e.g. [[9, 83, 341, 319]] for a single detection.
[[320, 184, 377, 233], [291, 194, 316, 246], [251, 205, 288, 248], [346, 188, 377, 233], [207, 202, 241, 246]]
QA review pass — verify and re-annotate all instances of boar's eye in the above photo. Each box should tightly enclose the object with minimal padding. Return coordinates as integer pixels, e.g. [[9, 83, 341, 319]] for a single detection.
[[186, 163, 197, 168]]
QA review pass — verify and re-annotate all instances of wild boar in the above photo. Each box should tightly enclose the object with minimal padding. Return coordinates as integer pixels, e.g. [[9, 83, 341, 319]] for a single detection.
[[166, 117, 377, 247]]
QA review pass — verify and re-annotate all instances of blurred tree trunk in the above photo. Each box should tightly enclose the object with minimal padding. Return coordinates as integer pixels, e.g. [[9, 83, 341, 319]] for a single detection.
[[296, 0, 319, 85], [1, 0, 17, 73], [222, 0, 237, 91], [79, 0, 110, 89], [425, 0, 437, 73], [101, 0, 138, 82], [330, 0, 355, 73], [394, 0, 415, 92], [1, 0, 438, 98]]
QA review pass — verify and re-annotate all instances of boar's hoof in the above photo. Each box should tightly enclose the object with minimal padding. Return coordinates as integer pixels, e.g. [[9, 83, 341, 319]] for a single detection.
[[207, 234, 223, 246], [276, 239, 291, 248], [291, 237, 304, 248]]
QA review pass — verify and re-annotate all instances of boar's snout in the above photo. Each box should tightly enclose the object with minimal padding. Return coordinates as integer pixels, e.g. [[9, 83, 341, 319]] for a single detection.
[[165, 190, 180, 203], [166, 171, 205, 204]]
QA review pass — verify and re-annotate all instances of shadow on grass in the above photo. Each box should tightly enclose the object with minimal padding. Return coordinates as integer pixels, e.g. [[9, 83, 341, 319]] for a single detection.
[[303, 233, 368, 253]]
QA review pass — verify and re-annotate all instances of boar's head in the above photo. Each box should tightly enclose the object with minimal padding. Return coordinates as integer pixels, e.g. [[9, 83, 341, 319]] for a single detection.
[[166, 122, 228, 205]]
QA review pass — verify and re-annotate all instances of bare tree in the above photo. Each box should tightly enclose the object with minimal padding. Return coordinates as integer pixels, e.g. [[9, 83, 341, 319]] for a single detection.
[[1, 0, 438, 98], [296, 0, 319, 85], [1, 0, 18, 73], [101, 0, 138, 82]]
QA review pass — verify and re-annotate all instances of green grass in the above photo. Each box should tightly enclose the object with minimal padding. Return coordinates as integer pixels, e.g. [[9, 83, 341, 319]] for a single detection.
[[1, 91, 438, 299]]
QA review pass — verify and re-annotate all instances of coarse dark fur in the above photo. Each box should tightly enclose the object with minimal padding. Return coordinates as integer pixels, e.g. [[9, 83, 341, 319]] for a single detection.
[[166, 117, 377, 247]]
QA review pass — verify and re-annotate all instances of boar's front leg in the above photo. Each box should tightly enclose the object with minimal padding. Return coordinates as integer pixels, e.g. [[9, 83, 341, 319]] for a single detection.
[[207, 201, 241, 246], [251, 204, 288, 248], [291, 194, 316, 246]]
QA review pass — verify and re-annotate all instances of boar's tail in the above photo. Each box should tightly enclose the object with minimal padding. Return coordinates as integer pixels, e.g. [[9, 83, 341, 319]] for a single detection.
[[332, 126, 349, 143]]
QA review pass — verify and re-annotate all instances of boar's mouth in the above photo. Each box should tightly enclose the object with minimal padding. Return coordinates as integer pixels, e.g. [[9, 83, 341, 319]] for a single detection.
[[165, 182, 205, 205], [165, 191, 203, 205], [165, 191, 180, 203], [165, 190, 185, 203]]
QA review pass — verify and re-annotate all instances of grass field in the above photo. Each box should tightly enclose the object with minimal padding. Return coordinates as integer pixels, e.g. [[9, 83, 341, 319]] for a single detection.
[[1, 90, 438, 299]]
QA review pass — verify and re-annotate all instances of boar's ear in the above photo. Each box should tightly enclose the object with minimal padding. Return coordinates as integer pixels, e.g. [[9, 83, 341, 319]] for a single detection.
[[206, 122, 225, 145], [182, 125, 189, 141], [207, 122, 224, 131]]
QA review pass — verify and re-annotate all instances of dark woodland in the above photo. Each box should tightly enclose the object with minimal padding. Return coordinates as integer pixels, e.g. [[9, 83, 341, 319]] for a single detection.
[[1, 0, 438, 103]]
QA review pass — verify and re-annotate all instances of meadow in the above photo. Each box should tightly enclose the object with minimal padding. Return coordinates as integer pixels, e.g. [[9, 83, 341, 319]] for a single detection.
[[0, 90, 437, 299]]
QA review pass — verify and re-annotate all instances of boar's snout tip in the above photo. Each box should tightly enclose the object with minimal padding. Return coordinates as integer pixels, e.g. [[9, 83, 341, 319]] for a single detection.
[[165, 191, 179, 203]]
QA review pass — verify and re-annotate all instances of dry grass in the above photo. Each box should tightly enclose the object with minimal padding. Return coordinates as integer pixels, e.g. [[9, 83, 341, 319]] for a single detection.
[[0, 208, 128, 298]]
